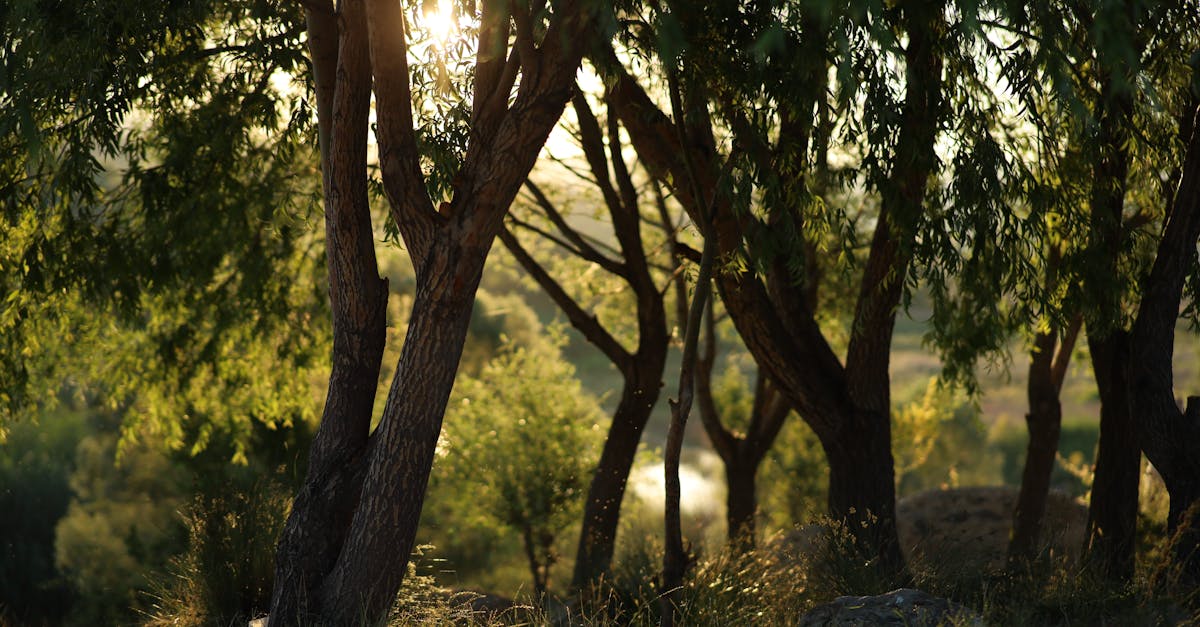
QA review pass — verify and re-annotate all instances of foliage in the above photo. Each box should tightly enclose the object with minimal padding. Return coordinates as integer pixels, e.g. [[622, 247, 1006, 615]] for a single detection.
[[0, 405, 84, 625], [53, 427, 187, 625], [1, 0, 330, 461], [2, 0, 1199, 623], [893, 378, 998, 495], [758, 412, 828, 528], [437, 335, 605, 597], [991, 416, 1099, 498], [572, 534, 810, 626]]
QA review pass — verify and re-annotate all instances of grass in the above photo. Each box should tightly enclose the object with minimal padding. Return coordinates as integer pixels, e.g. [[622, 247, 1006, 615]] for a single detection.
[[382, 522, 1199, 626]]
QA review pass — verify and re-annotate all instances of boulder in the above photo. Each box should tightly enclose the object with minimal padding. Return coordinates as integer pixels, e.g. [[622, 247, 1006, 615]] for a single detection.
[[897, 485, 1087, 573], [775, 486, 1088, 575], [799, 588, 982, 626]]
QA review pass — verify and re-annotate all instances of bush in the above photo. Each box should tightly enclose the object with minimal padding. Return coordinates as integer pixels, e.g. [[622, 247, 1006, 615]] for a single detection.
[[54, 430, 187, 626], [0, 410, 84, 625], [893, 377, 1000, 495], [435, 335, 604, 600]]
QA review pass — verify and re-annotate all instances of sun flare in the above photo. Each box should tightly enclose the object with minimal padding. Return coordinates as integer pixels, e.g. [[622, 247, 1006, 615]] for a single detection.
[[423, 0, 457, 46]]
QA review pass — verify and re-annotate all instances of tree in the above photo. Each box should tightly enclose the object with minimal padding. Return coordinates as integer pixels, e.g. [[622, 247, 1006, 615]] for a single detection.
[[440, 339, 604, 600], [498, 92, 673, 591], [268, 0, 606, 623], [1129, 100, 1200, 585], [693, 299, 790, 551], [982, 0, 1199, 580], [1009, 299, 1082, 562], [2, 0, 607, 622], [594, 0, 957, 581], [1, 1, 327, 458]]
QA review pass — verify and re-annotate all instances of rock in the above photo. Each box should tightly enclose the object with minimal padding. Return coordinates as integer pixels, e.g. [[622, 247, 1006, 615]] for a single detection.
[[774, 486, 1088, 575], [799, 588, 982, 626], [897, 486, 1087, 574]]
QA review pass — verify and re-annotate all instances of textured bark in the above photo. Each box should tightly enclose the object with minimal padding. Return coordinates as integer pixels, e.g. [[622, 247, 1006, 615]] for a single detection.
[[1010, 312, 1079, 563], [270, 0, 598, 622], [318, 254, 484, 624], [270, 2, 387, 622], [1009, 331, 1063, 562], [1085, 331, 1140, 581], [1128, 104, 1200, 585]]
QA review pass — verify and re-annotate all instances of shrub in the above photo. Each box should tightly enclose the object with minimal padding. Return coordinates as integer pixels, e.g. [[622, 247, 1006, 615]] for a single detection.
[[436, 335, 604, 600]]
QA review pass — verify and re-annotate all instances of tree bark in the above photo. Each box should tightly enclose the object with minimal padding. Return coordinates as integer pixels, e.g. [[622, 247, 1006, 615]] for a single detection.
[[270, 0, 598, 622], [1085, 330, 1140, 582], [1010, 312, 1079, 564], [725, 458, 759, 552], [317, 251, 485, 624], [1010, 330, 1063, 563], [1128, 104, 1200, 586], [270, 2, 388, 622], [822, 409, 906, 581]]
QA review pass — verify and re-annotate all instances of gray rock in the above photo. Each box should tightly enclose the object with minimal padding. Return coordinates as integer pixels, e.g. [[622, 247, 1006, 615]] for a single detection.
[[897, 486, 1086, 574], [773, 486, 1089, 576], [799, 588, 982, 626]]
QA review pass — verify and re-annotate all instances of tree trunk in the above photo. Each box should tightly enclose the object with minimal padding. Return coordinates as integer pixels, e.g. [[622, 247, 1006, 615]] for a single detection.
[[822, 409, 906, 583], [1128, 104, 1200, 586], [725, 458, 758, 553], [1162, 434, 1200, 586], [314, 248, 485, 624], [1009, 331, 1063, 562], [1085, 330, 1140, 582], [270, 3, 388, 621], [571, 364, 666, 590], [522, 527, 548, 601], [1163, 439, 1200, 586], [662, 151, 716, 623], [268, 0, 596, 621], [1079, 28, 1141, 582]]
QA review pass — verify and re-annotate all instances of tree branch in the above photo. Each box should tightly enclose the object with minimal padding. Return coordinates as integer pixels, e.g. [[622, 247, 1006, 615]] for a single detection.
[[302, 1, 338, 173], [364, 0, 439, 261], [472, 0, 512, 122], [696, 298, 737, 462], [1051, 313, 1083, 392], [499, 227, 631, 367], [524, 180, 629, 278], [572, 91, 626, 222], [510, 0, 540, 78]]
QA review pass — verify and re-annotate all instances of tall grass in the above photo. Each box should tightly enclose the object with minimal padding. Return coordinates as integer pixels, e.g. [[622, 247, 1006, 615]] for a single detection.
[[144, 479, 289, 627]]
